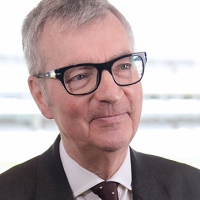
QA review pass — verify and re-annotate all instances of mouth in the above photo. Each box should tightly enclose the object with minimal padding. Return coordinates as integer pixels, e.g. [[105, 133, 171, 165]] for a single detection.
[[91, 113, 127, 123]]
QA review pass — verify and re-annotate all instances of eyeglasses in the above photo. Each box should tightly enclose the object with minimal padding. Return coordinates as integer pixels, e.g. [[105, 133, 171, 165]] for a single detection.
[[35, 52, 147, 95]]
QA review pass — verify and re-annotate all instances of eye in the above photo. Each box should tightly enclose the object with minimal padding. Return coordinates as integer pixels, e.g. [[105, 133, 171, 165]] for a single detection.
[[73, 74, 85, 81], [120, 64, 131, 70], [66, 73, 87, 83]]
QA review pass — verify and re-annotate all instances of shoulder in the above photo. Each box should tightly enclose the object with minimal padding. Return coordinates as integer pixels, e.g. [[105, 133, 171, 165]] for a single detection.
[[0, 156, 39, 200], [135, 150, 200, 175], [131, 149, 200, 198], [0, 136, 72, 200], [0, 135, 57, 199]]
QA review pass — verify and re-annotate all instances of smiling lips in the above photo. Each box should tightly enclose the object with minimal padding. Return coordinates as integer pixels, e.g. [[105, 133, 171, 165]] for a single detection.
[[91, 113, 127, 123]]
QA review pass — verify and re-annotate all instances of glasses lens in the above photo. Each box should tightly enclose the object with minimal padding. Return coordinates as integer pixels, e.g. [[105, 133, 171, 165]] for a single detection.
[[112, 54, 144, 85], [64, 66, 98, 94]]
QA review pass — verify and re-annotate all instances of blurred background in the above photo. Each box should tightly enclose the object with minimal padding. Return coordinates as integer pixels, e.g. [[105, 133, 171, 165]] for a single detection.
[[0, 0, 199, 173]]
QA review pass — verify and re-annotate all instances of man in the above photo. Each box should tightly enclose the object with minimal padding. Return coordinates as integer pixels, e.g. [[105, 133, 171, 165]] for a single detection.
[[0, 0, 200, 199]]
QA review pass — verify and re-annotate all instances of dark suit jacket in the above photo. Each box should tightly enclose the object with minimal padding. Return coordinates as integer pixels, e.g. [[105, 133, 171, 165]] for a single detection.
[[0, 135, 200, 200]]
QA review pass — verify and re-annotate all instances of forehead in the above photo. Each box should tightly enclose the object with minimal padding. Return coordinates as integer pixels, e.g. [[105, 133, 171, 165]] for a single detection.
[[40, 13, 133, 70]]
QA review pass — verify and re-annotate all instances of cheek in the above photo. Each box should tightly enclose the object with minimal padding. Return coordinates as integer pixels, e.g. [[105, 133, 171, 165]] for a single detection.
[[126, 83, 143, 123], [44, 83, 90, 137], [54, 97, 90, 136], [60, 100, 81, 124]]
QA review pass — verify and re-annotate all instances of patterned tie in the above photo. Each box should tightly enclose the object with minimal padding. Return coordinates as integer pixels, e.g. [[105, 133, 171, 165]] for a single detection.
[[92, 181, 119, 200]]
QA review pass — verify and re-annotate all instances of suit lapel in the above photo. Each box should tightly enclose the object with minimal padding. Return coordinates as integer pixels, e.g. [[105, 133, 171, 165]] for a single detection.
[[130, 148, 169, 200], [33, 136, 170, 200], [35, 135, 74, 200]]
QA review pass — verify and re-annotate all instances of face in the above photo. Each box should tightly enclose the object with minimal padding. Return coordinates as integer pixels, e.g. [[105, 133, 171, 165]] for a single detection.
[[29, 13, 143, 159]]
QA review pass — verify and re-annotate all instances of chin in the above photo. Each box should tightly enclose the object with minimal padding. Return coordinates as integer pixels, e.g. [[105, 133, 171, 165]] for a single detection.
[[99, 140, 130, 153]]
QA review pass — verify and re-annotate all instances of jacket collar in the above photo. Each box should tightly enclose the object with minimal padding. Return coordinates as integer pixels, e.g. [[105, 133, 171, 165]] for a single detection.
[[35, 135, 169, 200], [35, 135, 74, 200], [130, 148, 169, 200]]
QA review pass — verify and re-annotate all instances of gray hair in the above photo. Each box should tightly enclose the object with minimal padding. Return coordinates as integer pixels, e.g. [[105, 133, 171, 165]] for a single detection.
[[22, 0, 134, 75]]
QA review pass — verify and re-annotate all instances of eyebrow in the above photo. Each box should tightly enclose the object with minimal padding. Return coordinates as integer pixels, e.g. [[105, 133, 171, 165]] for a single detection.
[[108, 50, 133, 61], [63, 49, 133, 67]]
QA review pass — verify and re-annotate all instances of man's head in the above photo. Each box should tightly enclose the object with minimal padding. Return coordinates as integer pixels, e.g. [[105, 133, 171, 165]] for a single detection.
[[22, 0, 134, 76], [23, 0, 145, 164]]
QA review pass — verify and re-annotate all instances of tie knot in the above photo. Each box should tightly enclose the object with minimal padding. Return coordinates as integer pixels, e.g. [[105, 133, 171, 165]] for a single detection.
[[92, 181, 119, 200]]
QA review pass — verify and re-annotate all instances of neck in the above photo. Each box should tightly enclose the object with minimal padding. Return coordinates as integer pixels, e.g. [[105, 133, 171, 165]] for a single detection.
[[63, 141, 128, 180], [84, 149, 128, 180]]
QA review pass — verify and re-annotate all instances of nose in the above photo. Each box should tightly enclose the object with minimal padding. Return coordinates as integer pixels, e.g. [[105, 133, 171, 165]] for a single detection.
[[93, 70, 124, 103]]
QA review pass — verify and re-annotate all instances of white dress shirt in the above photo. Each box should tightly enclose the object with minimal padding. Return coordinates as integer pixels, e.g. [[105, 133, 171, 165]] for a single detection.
[[59, 140, 132, 199]]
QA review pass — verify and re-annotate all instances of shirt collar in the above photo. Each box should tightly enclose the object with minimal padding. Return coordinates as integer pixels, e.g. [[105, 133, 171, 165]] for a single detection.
[[59, 139, 132, 198]]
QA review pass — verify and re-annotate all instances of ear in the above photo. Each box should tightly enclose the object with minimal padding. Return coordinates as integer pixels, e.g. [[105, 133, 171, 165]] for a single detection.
[[28, 76, 53, 119]]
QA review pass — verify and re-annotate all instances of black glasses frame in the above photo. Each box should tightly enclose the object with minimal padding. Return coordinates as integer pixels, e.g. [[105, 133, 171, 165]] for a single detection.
[[35, 52, 147, 95]]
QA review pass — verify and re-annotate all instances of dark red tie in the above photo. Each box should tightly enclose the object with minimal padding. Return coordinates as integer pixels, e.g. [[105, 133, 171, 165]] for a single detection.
[[92, 181, 119, 200]]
